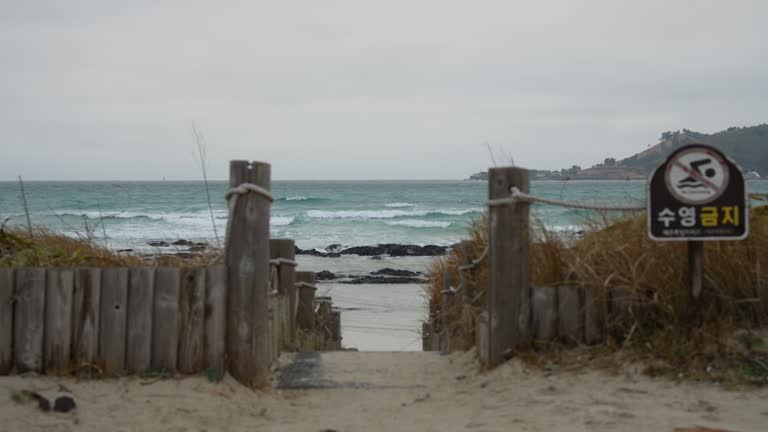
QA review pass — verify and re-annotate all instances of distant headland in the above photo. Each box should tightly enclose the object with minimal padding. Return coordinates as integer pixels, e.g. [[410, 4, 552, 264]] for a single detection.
[[467, 124, 767, 181]]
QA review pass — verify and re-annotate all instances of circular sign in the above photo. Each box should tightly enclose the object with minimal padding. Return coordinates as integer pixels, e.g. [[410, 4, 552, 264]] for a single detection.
[[664, 146, 730, 205]]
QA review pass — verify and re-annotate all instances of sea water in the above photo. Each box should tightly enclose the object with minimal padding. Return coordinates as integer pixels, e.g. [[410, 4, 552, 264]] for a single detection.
[[2, 180, 766, 350]]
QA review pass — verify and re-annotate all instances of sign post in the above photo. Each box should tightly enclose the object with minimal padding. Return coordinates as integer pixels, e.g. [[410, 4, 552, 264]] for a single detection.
[[648, 144, 748, 320]]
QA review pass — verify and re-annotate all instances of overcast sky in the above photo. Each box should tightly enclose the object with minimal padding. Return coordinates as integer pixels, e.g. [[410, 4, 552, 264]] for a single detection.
[[1, 1, 766, 180]]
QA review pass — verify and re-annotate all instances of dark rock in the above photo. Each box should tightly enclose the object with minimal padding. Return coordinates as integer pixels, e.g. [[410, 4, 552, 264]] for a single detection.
[[53, 396, 76, 413], [172, 239, 193, 246], [341, 276, 423, 284], [339, 244, 448, 257], [371, 268, 420, 277], [116, 249, 134, 253], [316, 270, 336, 280], [370, 255, 383, 260], [326, 244, 343, 253], [339, 245, 389, 256], [188, 242, 207, 251], [147, 241, 169, 247]]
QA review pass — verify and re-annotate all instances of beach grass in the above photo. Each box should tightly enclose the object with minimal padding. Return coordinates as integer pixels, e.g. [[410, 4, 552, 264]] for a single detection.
[[0, 226, 219, 268], [426, 204, 768, 384]]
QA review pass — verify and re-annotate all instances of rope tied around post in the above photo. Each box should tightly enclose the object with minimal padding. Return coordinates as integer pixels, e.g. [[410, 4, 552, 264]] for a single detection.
[[458, 247, 489, 272], [269, 258, 298, 267], [487, 186, 646, 212], [295, 281, 318, 291], [222, 182, 275, 263]]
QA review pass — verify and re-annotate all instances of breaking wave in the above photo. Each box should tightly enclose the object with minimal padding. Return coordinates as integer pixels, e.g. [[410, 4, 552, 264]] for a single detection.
[[386, 220, 452, 228], [306, 208, 481, 219]]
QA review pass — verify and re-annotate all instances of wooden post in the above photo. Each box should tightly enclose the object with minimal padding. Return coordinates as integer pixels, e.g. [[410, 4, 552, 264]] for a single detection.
[[457, 241, 475, 350], [126, 267, 154, 372], [73, 268, 101, 372], [204, 265, 227, 374], [44, 269, 74, 374], [441, 270, 455, 353], [99, 268, 129, 375], [226, 160, 272, 388], [487, 167, 531, 366], [152, 267, 180, 372], [583, 286, 606, 345], [0, 268, 13, 374], [179, 268, 206, 373], [14, 268, 46, 373], [296, 271, 317, 330], [422, 322, 431, 351], [532, 286, 557, 342], [688, 241, 704, 321], [270, 239, 297, 346], [557, 285, 583, 344], [330, 310, 341, 350]]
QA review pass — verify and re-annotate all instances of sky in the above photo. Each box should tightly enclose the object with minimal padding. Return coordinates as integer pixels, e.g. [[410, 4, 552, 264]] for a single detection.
[[1, 0, 766, 180]]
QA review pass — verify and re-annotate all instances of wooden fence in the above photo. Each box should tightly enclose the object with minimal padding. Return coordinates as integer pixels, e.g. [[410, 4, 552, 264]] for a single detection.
[[422, 167, 637, 362], [424, 166, 768, 367], [0, 159, 342, 388]]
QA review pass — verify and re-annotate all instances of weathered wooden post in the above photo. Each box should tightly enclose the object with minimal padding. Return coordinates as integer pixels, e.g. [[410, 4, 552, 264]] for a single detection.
[[441, 270, 456, 353], [487, 167, 531, 367], [14, 268, 46, 373], [457, 240, 475, 350], [270, 239, 297, 347], [44, 269, 74, 374], [0, 268, 13, 374], [296, 271, 317, 330], [226, 160, 272, 388]]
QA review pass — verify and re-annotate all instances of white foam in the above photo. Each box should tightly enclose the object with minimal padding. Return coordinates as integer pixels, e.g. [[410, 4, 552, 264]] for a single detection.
[[384, 203, 415, 208], [306, 208, 481, 219], [285, 196, 309, 201], [386, 220, 452, 228], [271, 216, 296, 226]]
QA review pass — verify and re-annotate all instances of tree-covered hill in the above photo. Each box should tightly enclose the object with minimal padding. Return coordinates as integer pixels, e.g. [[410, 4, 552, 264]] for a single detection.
[[620, 124, 768, 175]]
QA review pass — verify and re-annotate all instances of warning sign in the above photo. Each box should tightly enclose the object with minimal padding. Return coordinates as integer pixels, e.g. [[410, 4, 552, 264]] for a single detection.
[[648, 144, 748, 241]]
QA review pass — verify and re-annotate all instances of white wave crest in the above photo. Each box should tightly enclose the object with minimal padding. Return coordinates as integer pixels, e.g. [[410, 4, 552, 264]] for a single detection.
[[386, 220, 452, 228], [285, 196, 309, 201], [271, 216, 296, 226], [384, 202, 415, 208], [306, 208, 481, 219]]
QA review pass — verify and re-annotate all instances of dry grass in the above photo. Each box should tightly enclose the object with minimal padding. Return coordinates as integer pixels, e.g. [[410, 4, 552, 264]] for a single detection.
[[426, 204, 768, 384], [0, 227, 220, 268]]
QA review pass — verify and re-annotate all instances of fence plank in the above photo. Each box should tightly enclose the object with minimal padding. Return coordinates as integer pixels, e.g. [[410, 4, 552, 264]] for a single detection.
[[475, 311, 489, 367], [296, 271, 316, 330], [532, 286, 557, 342], [557, 285, 583, 343], [584, 287, 606, 345], [179, 268, 206, 374], [126, 267, 154, 372], [99, 268, 129, 375], [204, 265, 227, 374], [152, 267, 180, 373], [14, 268, 46, 373], [609, 287, 633, 341], [270, 239, 296, 347], [44, 269, 74, 374], [0, 268, 14, 374], [226, 160, 272, 388], [441, 270, 456, 353], [73, 268, 101, 372], [487, 167, 531, 366]]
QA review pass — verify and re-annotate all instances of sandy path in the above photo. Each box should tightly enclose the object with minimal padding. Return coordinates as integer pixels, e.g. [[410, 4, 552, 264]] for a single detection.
[[1, 351, 767, 432]]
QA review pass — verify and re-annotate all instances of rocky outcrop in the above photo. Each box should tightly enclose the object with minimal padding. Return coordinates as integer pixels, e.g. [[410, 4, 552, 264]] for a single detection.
[[314, 268, 425, 284], [295, 244, 449, 257]]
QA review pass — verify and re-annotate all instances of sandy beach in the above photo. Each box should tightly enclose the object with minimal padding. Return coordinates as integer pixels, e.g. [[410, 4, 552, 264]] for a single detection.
[[2, 351, 767, 432]]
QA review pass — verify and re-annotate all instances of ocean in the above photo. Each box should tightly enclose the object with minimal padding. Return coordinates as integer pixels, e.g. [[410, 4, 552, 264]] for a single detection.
[[2, 179, 766, 350]]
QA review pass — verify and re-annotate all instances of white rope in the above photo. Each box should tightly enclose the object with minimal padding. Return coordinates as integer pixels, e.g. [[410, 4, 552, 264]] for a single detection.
[[458, 247, 488, 271], [269, 258, 298, 267], [487, 187, 645, 212], [295, 281, 318, 291], [222, 183, 275, 263]]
